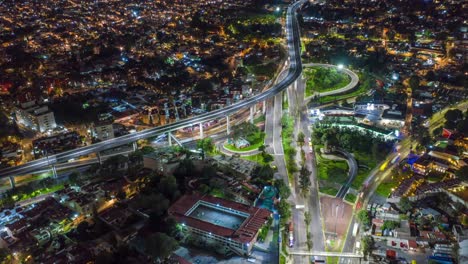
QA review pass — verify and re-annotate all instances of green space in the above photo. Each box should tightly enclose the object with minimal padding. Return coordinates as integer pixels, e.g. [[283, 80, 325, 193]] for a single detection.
[[320, 186, 339, 196], [304, 67, 351, 97], [279, 255, 286, 264], [351, 151, 378, 189], [281, 114, 297, 182], [245, 62, 279, 79], [257, 218, 273, 242], [375, 181, 399, 197], [13, 183, 64, 202], [317, 158, 349, 184], [224, 133, 265, 152], [241, 153, 272, 165], [315, 71, 375, 104], [318, 84, 365, 104], [345, 193, 357, 203], [235, 13, 278, 25], [253, 114, 266, 124], [225, 122, 265, 152]]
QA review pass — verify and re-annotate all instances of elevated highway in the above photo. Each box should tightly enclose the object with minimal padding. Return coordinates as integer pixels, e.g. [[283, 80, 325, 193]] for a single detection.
[[0, 0, 305, 179]]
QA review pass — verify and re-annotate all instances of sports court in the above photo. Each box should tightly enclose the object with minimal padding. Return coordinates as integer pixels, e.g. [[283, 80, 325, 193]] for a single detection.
[[188, 204, 248, 230]]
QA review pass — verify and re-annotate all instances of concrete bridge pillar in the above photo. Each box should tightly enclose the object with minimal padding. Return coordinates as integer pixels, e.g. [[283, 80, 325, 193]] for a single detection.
[[9, 176, 15, 189], [199, 123, 204, 139], [51, 165, 58, 178], [262, 100, 266, 114], [132, 142, 137, 152], [168, 132, 172, 146], [250, 106, 254, 124], [97, 152, 102, 164], [226, 115, 231, 135]]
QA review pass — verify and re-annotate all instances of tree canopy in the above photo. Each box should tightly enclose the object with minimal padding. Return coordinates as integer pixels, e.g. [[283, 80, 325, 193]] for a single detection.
[[144, 232, 179, 260]]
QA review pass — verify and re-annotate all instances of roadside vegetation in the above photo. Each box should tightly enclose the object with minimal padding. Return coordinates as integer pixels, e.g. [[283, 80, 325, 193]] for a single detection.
[[225, 122, 265, 152], [281, 114, 297, 182]]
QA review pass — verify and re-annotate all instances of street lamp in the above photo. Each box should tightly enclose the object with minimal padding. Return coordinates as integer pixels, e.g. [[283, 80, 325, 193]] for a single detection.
[[337, 64, 344, 70]]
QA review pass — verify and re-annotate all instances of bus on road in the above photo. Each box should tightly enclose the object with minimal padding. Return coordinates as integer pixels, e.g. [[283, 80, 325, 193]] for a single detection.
[[288, 222, 294, 247]]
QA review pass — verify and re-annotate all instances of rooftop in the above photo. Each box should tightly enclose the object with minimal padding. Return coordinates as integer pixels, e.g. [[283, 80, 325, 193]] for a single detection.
[[168, 193, 270, 244]]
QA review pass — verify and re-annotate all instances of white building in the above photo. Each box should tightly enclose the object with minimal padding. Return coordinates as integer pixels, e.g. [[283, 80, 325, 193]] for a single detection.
[[93, 121, 114, 141], [15, 102, 57, 133], [36, 108, 56, 133]]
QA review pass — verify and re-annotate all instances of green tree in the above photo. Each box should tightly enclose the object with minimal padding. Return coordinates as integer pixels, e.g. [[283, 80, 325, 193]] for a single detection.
[[0, 247, 10, 262], [357, 210, 370, 226], [254, 164, 275, 184], [361, 235, 374, 260], [68, 172, 80, 185], [455, 166, 468, 182], [277, 199, 291, 224], [197, 138, 215, 153], [159, 175, 179, 201], [382, 220, 399, 231], [304, 211, 311, 227], [274, 179, 291, 199], [299, 166, 311, 196], [408, 75, 420, 90], [398, 197, 413, 212], [445, 109, 464, 129], [417, 216, 432, 228], [140, 146, 155, 154], [144, 232, 179, 261], [461, 214, 468, 226], [306, 232, 313, 251], [201, 166, 217, 179], [232, 122, 259, 140], [258, 144, 266, 153], [297, 132, 305, 148]]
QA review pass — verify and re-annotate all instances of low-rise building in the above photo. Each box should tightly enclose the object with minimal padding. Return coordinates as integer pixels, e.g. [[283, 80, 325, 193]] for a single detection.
[[168, 193, 271, 256], [93, 121, 114, 141], [14, 102, 57, 133]]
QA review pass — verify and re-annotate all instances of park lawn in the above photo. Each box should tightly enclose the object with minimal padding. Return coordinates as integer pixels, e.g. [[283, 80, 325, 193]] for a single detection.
[[209, 188, 225, 198], [317, 159, 349, 184], [320, 186, 338, 196], [225, 132, 265, 152], [280, 255, 286, 264], [375, 181, 399, 197], [16, 184, 65, 202], [241, 153, 271, 165], [345, 193, 357, 203], [281, 114, 296, 182], [304, 67, 351, 97], [237, 13, 277, 25], [352, 168, 370, 190], [351, 151, 380, 189]]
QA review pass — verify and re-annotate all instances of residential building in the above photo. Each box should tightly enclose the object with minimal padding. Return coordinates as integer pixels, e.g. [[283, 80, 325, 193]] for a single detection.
[[168, 194, 271, 256]]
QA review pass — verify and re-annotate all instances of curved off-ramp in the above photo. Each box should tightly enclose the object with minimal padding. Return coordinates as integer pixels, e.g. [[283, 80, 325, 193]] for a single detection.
[[333, 148, 358, 199], [303, 63, 359, 101]]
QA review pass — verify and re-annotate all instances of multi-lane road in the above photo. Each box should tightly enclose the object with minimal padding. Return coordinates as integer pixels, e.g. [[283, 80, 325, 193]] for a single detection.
[[0, 0, 305, 179]]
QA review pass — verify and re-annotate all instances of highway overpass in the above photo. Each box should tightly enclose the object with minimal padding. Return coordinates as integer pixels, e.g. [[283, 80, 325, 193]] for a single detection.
[[0, 0, 305, 179]]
